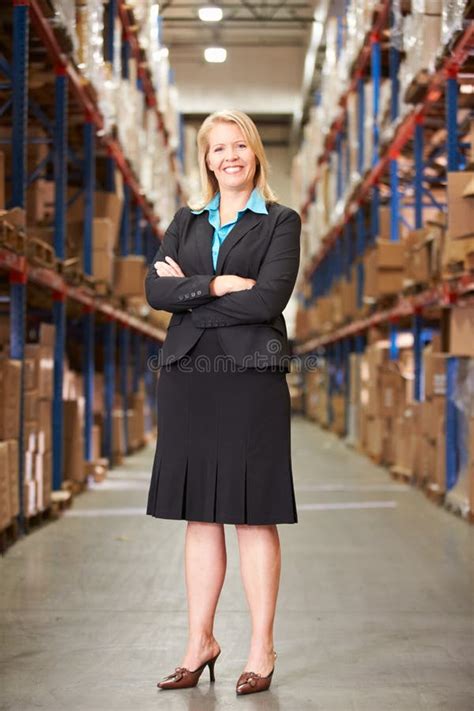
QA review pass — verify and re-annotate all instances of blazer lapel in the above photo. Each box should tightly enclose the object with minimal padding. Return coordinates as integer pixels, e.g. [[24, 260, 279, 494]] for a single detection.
[[193, 213, 215, 275], [215, 211, 265, 275]]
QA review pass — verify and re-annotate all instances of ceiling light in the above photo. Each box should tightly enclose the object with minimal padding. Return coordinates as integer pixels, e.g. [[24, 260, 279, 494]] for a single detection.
[[204, 47, 227, 63], [199, 6, 223, 22]]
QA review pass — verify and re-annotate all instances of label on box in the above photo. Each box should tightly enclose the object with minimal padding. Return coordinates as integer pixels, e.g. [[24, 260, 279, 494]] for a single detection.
[[433, 374, 446, 395]]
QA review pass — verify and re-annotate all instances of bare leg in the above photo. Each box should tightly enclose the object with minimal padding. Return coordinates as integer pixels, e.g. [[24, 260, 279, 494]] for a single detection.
[[235, 524, 281, 676], [180, 521, 226, 670]]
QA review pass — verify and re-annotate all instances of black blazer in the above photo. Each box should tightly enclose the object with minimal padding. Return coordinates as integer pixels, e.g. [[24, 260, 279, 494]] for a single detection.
[[145, 202, 301, 368]]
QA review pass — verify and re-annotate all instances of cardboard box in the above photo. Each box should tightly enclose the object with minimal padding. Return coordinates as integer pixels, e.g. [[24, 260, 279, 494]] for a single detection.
[[112, 408, 125, 456], [92, 424, 101, 460], [447, 172, 474, 240], [449, 305, 474, 357], [24, 389, 39, 423], [92, 248, 114, 284], [421, 396, 445, 440], [114, 256, 146, 298], [331, 394, 345, 436], [442, 233, 474, 273], [0, 359, 21, 440], [379, 369, 405, 418], [68, 180, 124, 247], [0, 441, 12, 529], [423, 350, 448, 398], [26, 179, 55, 224], [6, 440, 19, 518], [92, 217, 115, 251], [24, 344, 54, 399], [37, 400, 52, 452], [63, 400, 85, 482], [364, 241, 405, 299]]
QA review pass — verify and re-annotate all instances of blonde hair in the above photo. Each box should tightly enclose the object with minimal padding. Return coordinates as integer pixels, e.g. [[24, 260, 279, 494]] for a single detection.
[[189, 109, 278, 210]]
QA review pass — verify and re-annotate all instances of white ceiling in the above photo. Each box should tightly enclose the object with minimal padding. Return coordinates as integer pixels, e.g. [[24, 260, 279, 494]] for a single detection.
[[162, 0, 315, 119]]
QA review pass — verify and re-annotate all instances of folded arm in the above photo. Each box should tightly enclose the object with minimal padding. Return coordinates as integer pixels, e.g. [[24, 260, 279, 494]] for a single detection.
[[144, 208, 217, 312], [191, 209, 301, 327]]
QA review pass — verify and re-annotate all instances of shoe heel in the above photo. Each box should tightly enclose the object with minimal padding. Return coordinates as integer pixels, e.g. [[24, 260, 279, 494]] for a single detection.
[[208, 654, 218, 682]]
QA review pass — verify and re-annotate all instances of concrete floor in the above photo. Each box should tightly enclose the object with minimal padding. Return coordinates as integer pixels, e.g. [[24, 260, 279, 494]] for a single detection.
[[1, 416, 473, 711]]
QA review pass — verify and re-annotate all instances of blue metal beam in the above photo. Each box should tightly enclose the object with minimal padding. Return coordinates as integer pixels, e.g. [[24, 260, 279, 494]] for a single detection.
[[414, 119, 424, 228], [103, 319, 116, 461], [54, 69, 67, 260], [412, 312, 422, 401], [357, 78, 365, 174], [446, 73, 459, 172], [10, 274, 26, 532], [52, 295, 65, 490], [445, 358, 458, 491], [83, 309, 95, 462], [12, 0, 29, 208], [83, 119, 95, 275]]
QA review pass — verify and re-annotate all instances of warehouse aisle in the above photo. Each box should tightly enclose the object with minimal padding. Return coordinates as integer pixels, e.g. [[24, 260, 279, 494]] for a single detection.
[[1, 418, 473, 711]]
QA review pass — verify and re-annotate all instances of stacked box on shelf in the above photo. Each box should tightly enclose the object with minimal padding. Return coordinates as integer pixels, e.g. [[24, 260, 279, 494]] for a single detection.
[[0, 350, 21, 529], [363, 239, 405, 300], [23, 323, 55, 514], [346, 352, 362, 446], [330, 394, 346, 436], [358, 342, 409, 463], [400, 0, 443, 98], [442, 171, 474, 276], [403, 212, 446, 287], [419, 339, 448, 493], [128, 387, 147, 452], [304, 364, 329, 426]]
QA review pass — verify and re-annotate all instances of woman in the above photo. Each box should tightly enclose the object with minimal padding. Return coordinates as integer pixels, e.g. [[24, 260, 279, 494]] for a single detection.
[[145, 109, 301, 695]]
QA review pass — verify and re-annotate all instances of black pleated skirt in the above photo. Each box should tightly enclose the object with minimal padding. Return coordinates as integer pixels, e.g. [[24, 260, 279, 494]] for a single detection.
[[146, 329, 298, 525]]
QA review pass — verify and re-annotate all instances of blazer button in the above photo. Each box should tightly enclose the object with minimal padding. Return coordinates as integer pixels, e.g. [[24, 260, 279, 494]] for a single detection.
[[191, 292, 196, 297], [185, 293, 189, 299], [178, 295, 183, 301], [197, 290, 202, 295]]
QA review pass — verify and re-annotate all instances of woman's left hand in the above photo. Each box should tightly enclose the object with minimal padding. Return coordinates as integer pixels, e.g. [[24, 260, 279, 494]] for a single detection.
[[155, 256, 185, 277]]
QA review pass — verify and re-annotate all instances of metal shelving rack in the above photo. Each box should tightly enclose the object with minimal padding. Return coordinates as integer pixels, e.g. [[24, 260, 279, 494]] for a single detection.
[[296, 4, 474, 498], [1, 0, 175, 534]]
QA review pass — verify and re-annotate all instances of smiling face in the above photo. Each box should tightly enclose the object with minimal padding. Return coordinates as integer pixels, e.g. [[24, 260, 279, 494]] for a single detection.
[[206, 121, 257, 194]]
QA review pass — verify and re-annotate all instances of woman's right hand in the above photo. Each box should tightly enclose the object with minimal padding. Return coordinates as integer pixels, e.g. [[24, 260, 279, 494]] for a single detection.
[[210, 275, 256, 297]]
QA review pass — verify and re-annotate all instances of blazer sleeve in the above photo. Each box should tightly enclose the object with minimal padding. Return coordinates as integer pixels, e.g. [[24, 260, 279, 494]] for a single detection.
[[191, 208, 301, 327], [145, 207, 218, 313]]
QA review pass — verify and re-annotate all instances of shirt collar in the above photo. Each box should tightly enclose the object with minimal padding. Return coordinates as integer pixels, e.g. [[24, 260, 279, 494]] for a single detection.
[[191, 187, 268, 216]]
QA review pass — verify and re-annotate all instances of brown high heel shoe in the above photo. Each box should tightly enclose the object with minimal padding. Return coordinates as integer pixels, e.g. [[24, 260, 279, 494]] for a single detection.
[[157, 649, 221, 690], [235, 650, 277, 695]]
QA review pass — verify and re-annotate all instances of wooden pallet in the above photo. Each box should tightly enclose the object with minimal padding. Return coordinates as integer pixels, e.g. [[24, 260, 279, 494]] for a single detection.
[[59, 257, 85, 286], [403, 69, 431, 105], [62, 478, 88, 496], [424, 483, 445, 506], [0, 518, 20, 555], [27, 237, 56, 269], [85, 458, 109, 483], [390, 465, 414, 486], [51, 489, 73, 516], [443, 494, 472, 522], [24, 506, 52, 535], [94, 280, 113, 298], [0, 221, 26, 254]]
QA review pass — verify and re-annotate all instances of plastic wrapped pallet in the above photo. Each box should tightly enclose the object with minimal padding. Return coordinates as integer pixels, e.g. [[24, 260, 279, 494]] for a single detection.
[[441, 0, 468, 45]]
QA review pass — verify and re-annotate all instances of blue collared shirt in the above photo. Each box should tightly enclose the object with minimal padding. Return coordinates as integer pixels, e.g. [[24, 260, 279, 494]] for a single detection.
[[191, 187, 268, 272]]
